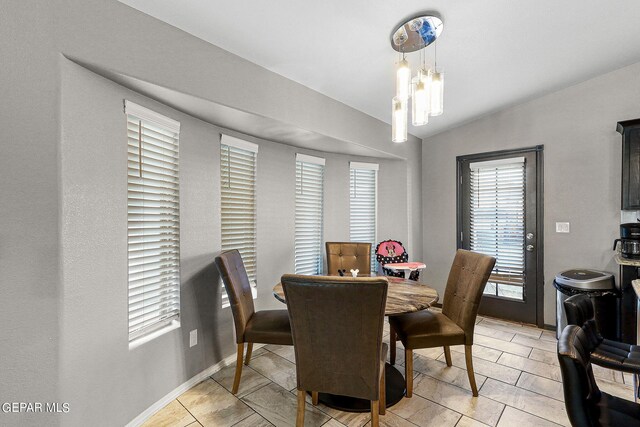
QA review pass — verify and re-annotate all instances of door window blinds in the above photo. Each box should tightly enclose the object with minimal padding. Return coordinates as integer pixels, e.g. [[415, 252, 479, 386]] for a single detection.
[[469, 157, 526, 300], [295, 154, 325, 275], [221, 135, 258, 307], [349, 162, 378, 269], [126, 101, 181, 342]]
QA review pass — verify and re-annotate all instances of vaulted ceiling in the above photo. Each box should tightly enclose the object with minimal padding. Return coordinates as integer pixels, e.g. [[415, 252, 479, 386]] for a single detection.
[[119, 0, 640, 139]]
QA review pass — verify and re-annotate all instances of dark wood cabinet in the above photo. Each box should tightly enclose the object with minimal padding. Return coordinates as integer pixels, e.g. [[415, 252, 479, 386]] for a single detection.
[[618, 118, 640, 210], [619, 264, 638, 344]]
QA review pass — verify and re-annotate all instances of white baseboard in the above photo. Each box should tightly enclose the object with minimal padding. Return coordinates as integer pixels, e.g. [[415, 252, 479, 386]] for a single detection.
[[126, 344, 265, 427]]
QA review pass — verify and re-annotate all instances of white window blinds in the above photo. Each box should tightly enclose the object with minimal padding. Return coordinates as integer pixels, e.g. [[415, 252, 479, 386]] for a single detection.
[[295, 154, 325, 275], [349, 162, 378, 269], [221, 135, 258, 307], [125, 101, 181, 343], [469, 157, 526, 300]]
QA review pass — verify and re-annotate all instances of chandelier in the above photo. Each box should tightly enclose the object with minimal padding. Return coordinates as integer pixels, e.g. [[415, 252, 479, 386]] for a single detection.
[[390, 15, 444, 143]]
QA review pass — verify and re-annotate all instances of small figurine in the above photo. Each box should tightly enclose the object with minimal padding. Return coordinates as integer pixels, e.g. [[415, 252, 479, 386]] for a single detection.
[[350, 269, 359, 278]]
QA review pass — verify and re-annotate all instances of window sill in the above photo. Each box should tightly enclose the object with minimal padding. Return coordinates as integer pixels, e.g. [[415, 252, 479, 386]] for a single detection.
[[129, 319, 181, 350]]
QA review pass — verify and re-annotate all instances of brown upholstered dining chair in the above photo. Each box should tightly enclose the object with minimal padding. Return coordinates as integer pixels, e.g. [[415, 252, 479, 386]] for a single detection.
[[389, 249, 495, 397], [215, 250, 293, 394], [325, 242, 371, 275], [281, 274, 388, 427]]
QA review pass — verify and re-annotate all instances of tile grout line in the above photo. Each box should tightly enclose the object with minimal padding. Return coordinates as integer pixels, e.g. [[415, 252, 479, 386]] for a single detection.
[[386, 407, 424, 427], [451, 413, 464, 427], [208, 368, 271, 419], [229, 410, 261, 427], [175, 395, 200, 427], [481, 377, 568, 425], [514, 369, 524, 386], [414, 391, 500, 426], [415, 372, 565, 426], [494, 402, 507, 427], [516, 371, 566, 403], [159, 317, 569, 427]]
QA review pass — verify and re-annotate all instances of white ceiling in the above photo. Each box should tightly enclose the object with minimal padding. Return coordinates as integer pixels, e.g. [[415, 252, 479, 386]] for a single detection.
[[119, 0, 640, 139]]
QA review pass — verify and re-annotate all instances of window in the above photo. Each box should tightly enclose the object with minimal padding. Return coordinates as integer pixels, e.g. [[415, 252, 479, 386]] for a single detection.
[[469, 157, 526, 300], [349, 162, 378, 269], [220, 135, 258, 307], [295, 153, 325, 275], [126, 101, 181, 345]]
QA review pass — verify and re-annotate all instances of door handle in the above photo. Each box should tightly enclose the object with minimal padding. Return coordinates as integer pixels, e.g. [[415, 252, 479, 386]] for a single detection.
[[526, 245, 534, 252]]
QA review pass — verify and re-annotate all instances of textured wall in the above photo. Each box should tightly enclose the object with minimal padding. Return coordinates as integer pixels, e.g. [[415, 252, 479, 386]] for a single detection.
[[422, 61, 640, 326], [0, 2, 61, 426], [2, 1, 423, 425], [57, 60, 412, 425]]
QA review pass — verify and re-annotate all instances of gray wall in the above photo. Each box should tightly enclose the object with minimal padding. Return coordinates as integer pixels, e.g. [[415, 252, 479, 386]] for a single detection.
[[0, 2, 61, 427], [422, 61, 640, 326], [58, 60, 411, 425], [2, 0, 420, 425]]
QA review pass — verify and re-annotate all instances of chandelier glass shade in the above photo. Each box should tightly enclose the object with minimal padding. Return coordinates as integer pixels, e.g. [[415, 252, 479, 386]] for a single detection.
[[392, 97, 407, 143], [390, 15, 444, 142], [396, 59, 411, 101], [411, 68, 430, 126], [429, 69, 444, 116]]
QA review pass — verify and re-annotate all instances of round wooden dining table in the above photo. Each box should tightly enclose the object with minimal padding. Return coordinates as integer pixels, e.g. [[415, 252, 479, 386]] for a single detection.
[[272, 276, 439, 412]]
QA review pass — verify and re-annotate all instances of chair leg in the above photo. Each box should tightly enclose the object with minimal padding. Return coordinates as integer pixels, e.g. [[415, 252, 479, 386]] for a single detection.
[[635, 374, 638, 402], [232, 343, 244, 394], [464, 345, 478, 397], [390, 323, 396, 365], [244, 342, 253, 365], [444, 346, 452, 367], [405, 348, 413, 398], [312, 391, 319, 406], [379, 367, 386, 415], [296, 390, 306, 427], [370, 400, 379, 427]]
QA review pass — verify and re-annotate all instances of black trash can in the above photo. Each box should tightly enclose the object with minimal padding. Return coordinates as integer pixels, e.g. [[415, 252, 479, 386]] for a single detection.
[[554, 269, 619, 340]]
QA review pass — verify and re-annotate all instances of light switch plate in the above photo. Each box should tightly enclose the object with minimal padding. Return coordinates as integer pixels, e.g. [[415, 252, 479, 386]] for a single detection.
[[556, 222, 570, 233], [190, 329, 197, 347]]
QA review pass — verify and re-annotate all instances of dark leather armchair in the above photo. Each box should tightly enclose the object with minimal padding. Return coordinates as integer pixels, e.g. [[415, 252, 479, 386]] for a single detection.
[[558, 325, 640, 426], [281, 274, 388, 427], [215, 250, 293, 394], [325, 242, 371, 276], [389, 249, 495, 397], [564, 294, 640, 399]]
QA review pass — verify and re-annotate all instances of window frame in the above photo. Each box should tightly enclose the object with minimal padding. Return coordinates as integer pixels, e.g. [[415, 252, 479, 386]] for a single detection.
[[125, 100, 182, 348], [294, 153, 325, 275], [220, 134, 259, 308], [349, 161, 379, 270]]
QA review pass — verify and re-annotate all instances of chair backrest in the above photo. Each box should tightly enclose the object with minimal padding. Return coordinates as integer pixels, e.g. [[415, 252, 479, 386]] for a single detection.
[[281, 274, 388, 400], [558, 325, 602, 427], [214, 250, 255, 343], [563, 294, 603, 352], [375, 239, 409, 277], [564, 293, 595, 326], [441, 249, 496, 344], [325, 242, 371, 275], [375, 240, 407, 259]]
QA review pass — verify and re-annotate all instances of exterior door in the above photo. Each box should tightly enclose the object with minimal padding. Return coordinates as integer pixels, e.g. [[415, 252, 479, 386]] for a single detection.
[[457, 146, 543, 326]]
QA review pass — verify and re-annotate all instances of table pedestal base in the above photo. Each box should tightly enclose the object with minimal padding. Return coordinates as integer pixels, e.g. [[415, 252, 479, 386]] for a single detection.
[[316, 363, 405, 412]]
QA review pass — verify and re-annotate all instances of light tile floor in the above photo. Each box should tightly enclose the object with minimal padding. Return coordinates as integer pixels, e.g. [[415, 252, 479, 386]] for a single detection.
[[142, 314, 634, 427]]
